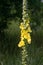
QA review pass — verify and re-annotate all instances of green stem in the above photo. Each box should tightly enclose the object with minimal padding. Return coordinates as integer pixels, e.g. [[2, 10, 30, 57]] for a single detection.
[[21, 46, 28, 65], [21, 0, 29, 64]]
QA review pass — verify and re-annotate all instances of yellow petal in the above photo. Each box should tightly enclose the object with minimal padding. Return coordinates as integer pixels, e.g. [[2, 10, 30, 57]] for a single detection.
[[18, 40, 25, 47], [20, 36, 24, 40], [27, 38, 31, 44], [27, 27, 32, 32], [20, 23, 24, 30], [24, 33, 31, 39]]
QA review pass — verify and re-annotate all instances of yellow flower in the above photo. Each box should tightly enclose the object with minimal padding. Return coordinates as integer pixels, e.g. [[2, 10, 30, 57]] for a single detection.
[[21, 29, 31, 38], [25, 33, 31, 44], [27, 38, 31, 44], [24, 32, 31, 39], [26, 23, 29, 27], [20, 23, 25, 30], [27, 27, 32, 33], [20, 36, 24, 40], [24, 33, 28, 39], [21, 30, 27, 37], [18, 40, 25, 47]]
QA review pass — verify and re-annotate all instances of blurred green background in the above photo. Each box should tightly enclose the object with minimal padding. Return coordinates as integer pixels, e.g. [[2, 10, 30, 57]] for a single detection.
[[0, 0, 43, 65]]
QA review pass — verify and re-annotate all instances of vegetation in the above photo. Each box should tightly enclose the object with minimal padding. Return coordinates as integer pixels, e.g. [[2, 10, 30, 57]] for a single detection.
[[0, 0, 43, 65]]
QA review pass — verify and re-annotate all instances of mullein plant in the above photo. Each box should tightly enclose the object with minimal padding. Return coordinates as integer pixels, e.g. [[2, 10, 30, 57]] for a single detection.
[[18, 0, 32, 65]]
